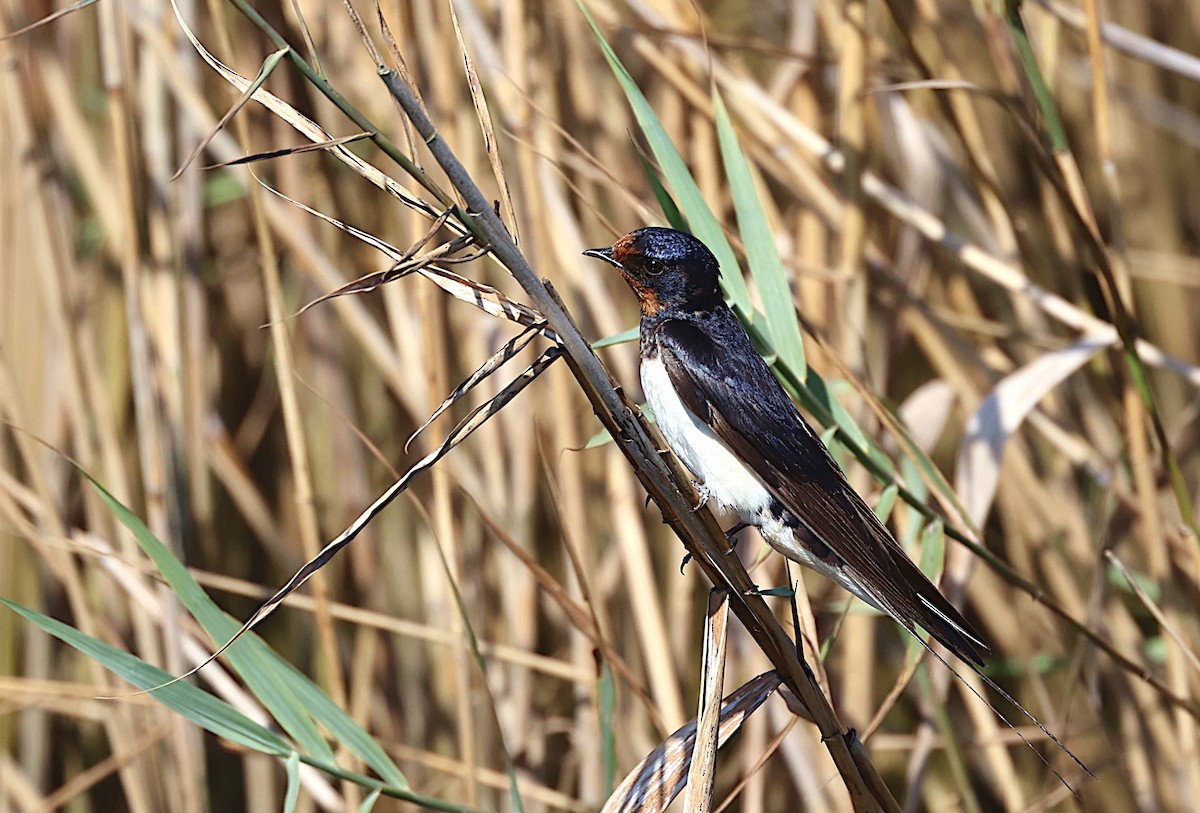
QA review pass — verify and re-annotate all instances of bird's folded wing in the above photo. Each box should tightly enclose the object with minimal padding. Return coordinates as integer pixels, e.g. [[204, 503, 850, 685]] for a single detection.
[[655, 317, 988, 665]]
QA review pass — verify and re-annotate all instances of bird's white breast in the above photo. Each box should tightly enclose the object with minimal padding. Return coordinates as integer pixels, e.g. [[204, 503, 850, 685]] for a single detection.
[[641, 355, 773, 518]]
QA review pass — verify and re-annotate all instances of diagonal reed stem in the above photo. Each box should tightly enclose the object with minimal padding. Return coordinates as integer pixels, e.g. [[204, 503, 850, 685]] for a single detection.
[[376, 66, 898, 813]]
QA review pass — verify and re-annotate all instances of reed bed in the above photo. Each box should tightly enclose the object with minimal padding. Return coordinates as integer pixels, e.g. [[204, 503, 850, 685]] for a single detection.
[[1, 0, 1199, 811]]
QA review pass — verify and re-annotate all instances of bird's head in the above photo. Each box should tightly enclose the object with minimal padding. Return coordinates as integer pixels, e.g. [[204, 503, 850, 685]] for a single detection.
[[584, 227, 722, 316]]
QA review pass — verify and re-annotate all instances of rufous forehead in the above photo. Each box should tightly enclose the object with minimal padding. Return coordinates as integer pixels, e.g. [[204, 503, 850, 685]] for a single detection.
[[610, 232, 641, 263]]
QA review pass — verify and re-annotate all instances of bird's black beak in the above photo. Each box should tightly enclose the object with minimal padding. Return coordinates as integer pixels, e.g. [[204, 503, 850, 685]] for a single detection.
[[582, 246, 622, 268]]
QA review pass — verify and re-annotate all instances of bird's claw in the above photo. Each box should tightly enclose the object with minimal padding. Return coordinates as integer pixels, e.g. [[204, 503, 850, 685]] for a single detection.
[[724, 521, 749, 549], [691, 480, 710, 511]]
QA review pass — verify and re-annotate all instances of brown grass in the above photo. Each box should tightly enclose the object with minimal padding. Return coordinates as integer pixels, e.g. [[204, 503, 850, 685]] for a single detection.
[[2, 0, 1199, 811]]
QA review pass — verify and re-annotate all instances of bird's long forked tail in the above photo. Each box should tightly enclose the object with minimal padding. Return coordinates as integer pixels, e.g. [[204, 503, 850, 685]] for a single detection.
[[871, 538, 991, 669], [861, 526, 1093, 789], [868, 588, 1096, 797], [912, 591, 989, 667]]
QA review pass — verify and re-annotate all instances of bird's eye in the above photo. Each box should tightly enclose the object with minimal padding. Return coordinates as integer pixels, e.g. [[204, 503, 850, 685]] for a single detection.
[[645, 259, 666, 276]]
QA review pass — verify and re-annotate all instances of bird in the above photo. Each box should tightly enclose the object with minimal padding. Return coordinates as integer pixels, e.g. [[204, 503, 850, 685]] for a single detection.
[[584, 226, 989, 666]]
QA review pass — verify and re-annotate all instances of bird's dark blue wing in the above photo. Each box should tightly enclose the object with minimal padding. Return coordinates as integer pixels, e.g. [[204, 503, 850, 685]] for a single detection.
[[654, 312, 988, 665]]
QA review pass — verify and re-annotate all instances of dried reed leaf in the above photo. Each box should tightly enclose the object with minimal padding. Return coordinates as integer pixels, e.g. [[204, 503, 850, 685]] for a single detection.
[[601, 673, 781, 813], [682, 590, 730, 813], [956, 332, 1110, 527], [171, 47, 290, 181], [170, 0, 447, 222], [0, 0, 98, 40], [449, 1, 519, 245], [1040, 0, 1200, 81], [251, 176, 554, 336], [201, 132, 371, 170], [898, 380, 957, 454], [406, 324, 543, 452]]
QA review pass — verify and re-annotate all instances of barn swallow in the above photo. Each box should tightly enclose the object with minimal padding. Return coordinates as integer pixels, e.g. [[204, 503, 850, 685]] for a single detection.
[[585, 227, 989, 666]]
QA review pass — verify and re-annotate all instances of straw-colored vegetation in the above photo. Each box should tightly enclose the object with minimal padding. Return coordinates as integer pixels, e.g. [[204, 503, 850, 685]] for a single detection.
[[2, 0, 1199, 810]]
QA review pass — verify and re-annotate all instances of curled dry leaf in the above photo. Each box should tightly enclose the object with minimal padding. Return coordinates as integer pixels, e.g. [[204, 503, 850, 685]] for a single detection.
[[601, 672, 781, 813], [406, 323, 544, 452], [251, 176, 555, 338], [201, 132, 371, 171]]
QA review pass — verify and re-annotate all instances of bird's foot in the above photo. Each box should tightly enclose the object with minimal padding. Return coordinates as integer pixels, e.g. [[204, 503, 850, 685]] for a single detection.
[[690, 480, 711, 511], [724, 521, 750, 550], [745, 585, 796, 598]]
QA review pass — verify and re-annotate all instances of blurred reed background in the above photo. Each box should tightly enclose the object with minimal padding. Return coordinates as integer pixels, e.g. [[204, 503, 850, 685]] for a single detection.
[[1, 0, 1199, 810]]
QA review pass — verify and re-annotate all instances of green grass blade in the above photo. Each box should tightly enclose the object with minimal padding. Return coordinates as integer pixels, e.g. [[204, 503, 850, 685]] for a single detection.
[[1004, 3, 1068, 151], [264, 654, 409, 788], [800, 375, 884, 468], [634, 144, 688, 231], [358, 789, 383, 812], [713, 91, 806, 379], [873, 484, 899, 524], [85, 474, 332, 760], [899, 520, 947, 665], [591, 325, 639, 349], [284, 752, 302, 813], [578, 1, 751, 314], [295, 756, 479, 812], [0, 598, 291, 757], [891, 412, 973, 533], [599, 663, 617, 794], [918, 519, 946, 584], [84, 472, 408, 786], [899, 457, 929, 552]]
